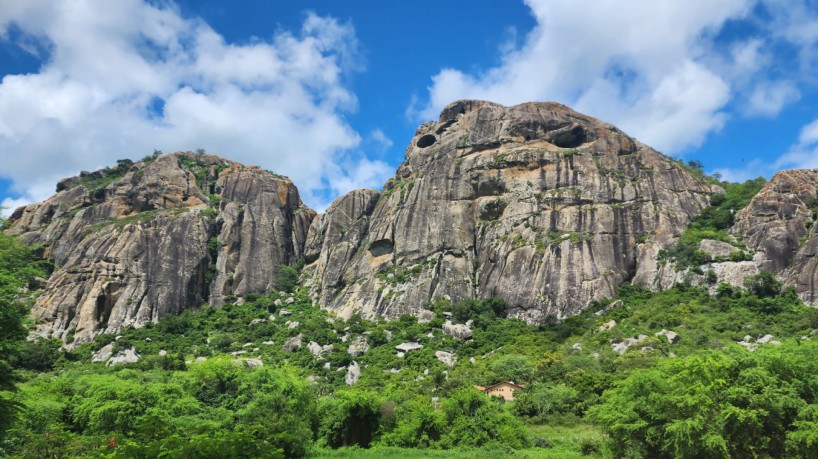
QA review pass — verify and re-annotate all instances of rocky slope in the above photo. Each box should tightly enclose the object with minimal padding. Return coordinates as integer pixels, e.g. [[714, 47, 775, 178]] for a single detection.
[[8, 152, 314, 344], [303, 100, 712, 322], [732, 170, 818, 305]]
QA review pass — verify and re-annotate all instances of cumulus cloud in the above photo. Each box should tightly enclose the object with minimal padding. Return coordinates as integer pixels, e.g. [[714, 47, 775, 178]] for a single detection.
[[774, 119, 818, 170], [0, 0, 392, 211], [413, 0, 818, 155]]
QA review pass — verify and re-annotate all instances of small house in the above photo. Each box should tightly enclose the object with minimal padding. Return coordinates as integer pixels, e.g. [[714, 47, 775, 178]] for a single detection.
[[474, 381, 526, 401]]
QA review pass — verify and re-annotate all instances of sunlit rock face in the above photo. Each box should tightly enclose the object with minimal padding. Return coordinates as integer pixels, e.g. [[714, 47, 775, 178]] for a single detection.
[[732, 169, 818, 305], [303, 100, 711, 322], [9, 152, 314, 345]]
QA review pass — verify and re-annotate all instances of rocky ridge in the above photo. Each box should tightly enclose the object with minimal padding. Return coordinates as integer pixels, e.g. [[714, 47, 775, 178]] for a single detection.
[[9, 152, 314, 344], [303, 100, 712, 322], [732, 170, 818, 305], [11, 100, 817, 345]]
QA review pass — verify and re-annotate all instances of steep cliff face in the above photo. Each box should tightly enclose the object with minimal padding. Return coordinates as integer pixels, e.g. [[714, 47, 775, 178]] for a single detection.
[[732, 170, 818, 305], [303, 100, 712, 321], [8, 152, 314, 344]]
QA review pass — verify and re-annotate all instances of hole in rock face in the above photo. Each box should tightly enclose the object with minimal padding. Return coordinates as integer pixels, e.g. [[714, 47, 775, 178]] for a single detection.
[[549, 125, 589, 148], [368, 239, 394, 257], [416, 134, 437, 148]]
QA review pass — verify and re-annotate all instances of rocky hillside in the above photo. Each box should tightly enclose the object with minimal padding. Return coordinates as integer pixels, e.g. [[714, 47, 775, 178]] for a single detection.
[[732, 170, 818, 305], [16, 100, 817, 344], [8, 152, 314, 344], [303, 100, 712, 322]]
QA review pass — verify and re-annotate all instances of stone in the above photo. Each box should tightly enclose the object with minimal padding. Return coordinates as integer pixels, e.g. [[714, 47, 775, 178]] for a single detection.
[[417, 309, 435, 323], [598, 320, 617, 332], [285, 297, 295, 305], [611, 335, 648, 354], [571, 342, 582, 351], [92, 343, 114, 363], [158, 349, 167, 356], [732, 170, 818, 306], [244, 358, 264, 368], [395, 342, 423, 352], [106, 347, 140, 366], [262, 340, 275, 345], [9, 152, 315, 345], [757, 334, 775, 344], [469, 357, 476, 364], [435, 351, 456, 367], [286, 321, 300, 329], [699, 239, 741, 259], [442, 321, 473, 339], [195, 357, 207, 363], [249, 318, 266, 326], [655, 329, 678, 343], [282, 334, 303, 352], [279, 310, 292, 317], [347, 336, 369, 357], [345, 361, 360, 385], [302, 101, 710, 322], [308, 341, 333, 357]]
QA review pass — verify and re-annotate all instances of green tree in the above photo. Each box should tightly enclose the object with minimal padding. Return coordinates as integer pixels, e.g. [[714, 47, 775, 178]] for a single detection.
[[0, 230, 48, 440]]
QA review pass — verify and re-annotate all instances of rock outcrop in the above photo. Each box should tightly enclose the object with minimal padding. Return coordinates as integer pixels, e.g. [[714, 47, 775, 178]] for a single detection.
[[8, 152, 314, 345], [304, 100, 711, 321], [732, 169, 818, 305]]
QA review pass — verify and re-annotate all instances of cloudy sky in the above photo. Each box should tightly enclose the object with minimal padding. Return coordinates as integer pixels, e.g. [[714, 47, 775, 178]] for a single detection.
[[1, 0, 817, 213]]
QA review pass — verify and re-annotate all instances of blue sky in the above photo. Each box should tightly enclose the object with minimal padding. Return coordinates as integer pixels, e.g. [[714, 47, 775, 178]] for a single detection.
[[1, 0, 818, 213]]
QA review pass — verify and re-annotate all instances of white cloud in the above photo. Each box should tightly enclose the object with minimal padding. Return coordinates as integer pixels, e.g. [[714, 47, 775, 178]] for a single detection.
[[774, 118, 818, 170], [744, 81, 800, 117], [415, 0, 761, 154], [0, 1, 393, 211]]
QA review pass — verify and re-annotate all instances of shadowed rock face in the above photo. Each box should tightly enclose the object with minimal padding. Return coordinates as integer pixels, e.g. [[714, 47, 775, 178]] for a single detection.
[[732, 169, 818, 305], [303, 100, 711, 322], [8, 152, 314, 345]]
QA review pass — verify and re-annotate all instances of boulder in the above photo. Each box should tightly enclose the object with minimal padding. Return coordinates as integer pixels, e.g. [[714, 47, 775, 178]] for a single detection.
[[282, 334, 303, 352]]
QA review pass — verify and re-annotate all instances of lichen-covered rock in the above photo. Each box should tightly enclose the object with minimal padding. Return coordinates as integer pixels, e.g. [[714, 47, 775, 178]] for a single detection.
[[732, 170, 818, 305], [7, 152, 315, 345], [304, 100, 710, 321]]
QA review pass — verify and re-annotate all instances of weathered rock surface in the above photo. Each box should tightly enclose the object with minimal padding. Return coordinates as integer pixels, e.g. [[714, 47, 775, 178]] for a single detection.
[[8, 152, 315, 345], [282, 334, 303, 352], [395, 342, 423, 352], [347, 336, 369, 357], [106, 347, 140, 366], [435, 350, 456, 367], [304, 100, 711, 321], [345, 361, 360, 385], [699, 239, 740, 259], [442, 320, 473, 339], [732, 170, 818, 305]]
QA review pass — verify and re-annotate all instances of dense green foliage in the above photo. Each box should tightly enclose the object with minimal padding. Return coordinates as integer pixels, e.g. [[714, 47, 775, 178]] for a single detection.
[[0, 226, 49, 441], [4, 270, 817, 458]]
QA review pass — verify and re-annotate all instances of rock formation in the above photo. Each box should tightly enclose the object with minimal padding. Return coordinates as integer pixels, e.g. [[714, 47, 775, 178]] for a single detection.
[[303, 100, 711, 322], [732, 169, 818, 305], [8, 152, 314, 345]]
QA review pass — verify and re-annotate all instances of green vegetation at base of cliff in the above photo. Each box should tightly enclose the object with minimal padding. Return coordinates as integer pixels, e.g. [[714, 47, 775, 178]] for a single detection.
[[660, 176, 767, 269], [3, 258, 818, 457]]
